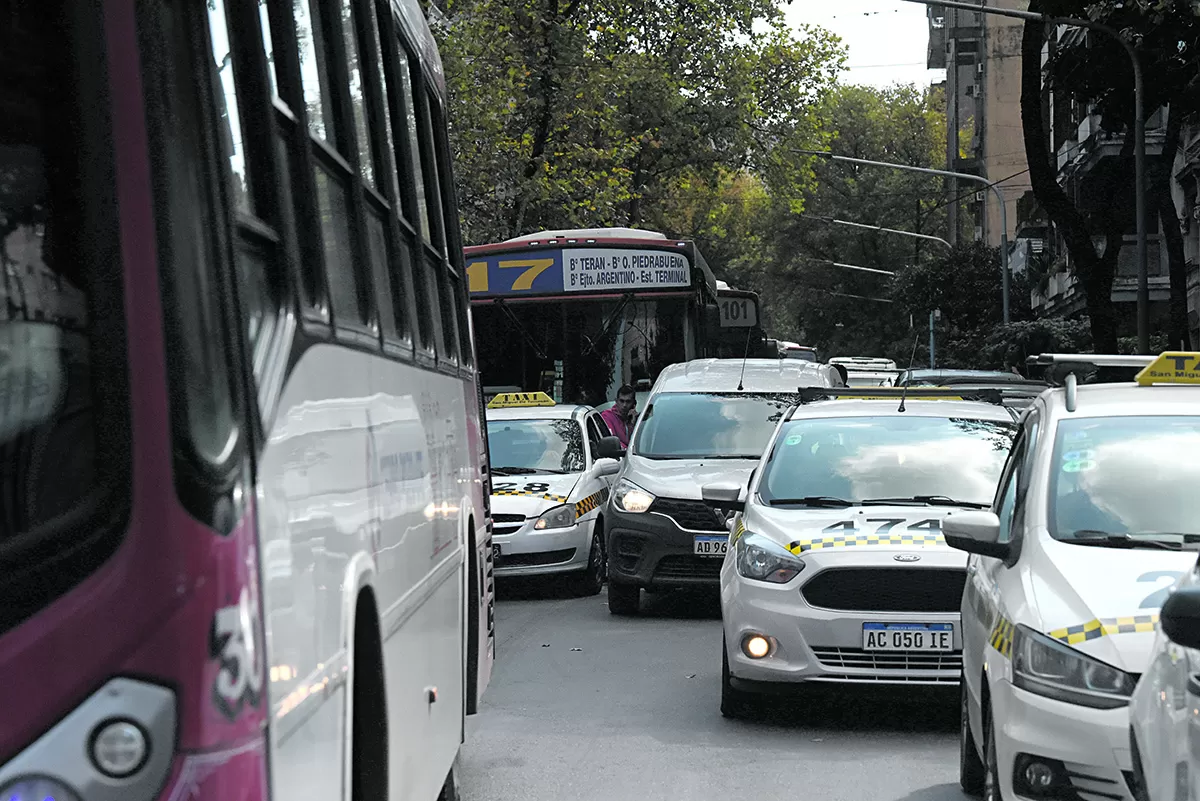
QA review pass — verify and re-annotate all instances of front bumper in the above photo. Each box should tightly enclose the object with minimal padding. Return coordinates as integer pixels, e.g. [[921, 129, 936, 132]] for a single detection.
[[493, 517, 592, 577], [992, 679, 1135, 801], [721, 551, 964, 688], [604, 504, 728, 589]]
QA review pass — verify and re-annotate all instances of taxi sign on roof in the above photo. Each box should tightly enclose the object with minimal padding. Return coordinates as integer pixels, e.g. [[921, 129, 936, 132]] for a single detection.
[[487, 391, 557, 408], [1134, 352, 1200, 386]]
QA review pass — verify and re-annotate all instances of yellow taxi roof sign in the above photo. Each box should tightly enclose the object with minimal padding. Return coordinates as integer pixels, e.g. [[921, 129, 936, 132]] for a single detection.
[[487, 391, 557, 408], [1135, 352, 1200, 386]]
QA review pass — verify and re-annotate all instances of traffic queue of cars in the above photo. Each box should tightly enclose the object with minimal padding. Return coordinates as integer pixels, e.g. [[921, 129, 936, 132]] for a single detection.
[[481, 351, 1200, 801]]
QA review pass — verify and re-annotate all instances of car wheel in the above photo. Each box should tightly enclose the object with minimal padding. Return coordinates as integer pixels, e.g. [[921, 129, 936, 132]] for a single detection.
[[566, 529, 605, 597], [960, 677, 985, 795], [720, 635, 753, 719], [607, 580, 640, 615], [983, 702, 1000, 801]]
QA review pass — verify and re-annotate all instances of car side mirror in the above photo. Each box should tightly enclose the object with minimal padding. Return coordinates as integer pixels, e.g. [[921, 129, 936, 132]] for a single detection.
[[596, 436, 625, 460], [701, 482, 745, 512], [942, 511, 1009, 559], [1161, 584, 1200, 649], [592, 457, 621, 478]]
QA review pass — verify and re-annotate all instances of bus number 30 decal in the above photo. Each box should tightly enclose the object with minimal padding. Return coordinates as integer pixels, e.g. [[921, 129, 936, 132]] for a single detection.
[[821, 518, 942, 535], [209, 587, 264, 720]]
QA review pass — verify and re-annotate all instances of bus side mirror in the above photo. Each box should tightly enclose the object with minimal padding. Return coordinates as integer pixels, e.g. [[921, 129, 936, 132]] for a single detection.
[[596, 436, 625, 460]]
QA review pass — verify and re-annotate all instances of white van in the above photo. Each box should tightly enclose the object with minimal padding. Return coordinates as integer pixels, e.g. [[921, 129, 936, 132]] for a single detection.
[[597, 358, 842, 615]]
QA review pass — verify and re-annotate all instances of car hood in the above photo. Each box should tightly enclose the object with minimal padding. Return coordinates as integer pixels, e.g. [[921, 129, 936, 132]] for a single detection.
[[1029, 535, 1199, 672], [490, 473, 582, 518], [621, 455, 757, 501], [743, 503, 965, 559]]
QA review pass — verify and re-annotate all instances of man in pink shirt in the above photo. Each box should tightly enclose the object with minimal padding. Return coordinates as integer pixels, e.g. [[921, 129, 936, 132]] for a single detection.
[[599, 384, 637, 449]]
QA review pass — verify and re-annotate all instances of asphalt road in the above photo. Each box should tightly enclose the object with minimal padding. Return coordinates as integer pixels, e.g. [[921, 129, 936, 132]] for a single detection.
[[461, 580, 972, 801]]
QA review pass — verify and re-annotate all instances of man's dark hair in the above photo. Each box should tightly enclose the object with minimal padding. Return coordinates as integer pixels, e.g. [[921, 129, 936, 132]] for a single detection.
[[616, 384, 636, 399]]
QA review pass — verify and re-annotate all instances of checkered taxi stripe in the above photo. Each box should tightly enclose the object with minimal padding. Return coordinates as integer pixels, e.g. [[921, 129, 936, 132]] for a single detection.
[[574, 488, 610, 517], [989, 617, 1015, 658], [1048, 614, 1159, 645], [786, 533, 945, 555], [492, 489, 568, 503]]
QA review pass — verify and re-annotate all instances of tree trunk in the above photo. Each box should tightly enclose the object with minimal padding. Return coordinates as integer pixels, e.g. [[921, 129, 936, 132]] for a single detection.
[[508, 4, 563, 237], [1019, 9, 1119, 351], [1155, 108, 1192, 349]]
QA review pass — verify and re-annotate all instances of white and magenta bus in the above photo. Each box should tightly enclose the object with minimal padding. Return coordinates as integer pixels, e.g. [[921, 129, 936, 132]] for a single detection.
[[0, 0, 493, 799]]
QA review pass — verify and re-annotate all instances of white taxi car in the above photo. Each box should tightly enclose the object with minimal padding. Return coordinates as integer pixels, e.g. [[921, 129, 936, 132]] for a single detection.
[[708, 386, 1020, 719], [1130, 556, 1200, 801], [943, 352, 1200, 801], [485, 392, 620, 595]]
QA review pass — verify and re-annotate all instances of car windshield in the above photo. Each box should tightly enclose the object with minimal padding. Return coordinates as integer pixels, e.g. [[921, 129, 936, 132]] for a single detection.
[[759, 415, 1017, 507], [1050, 416, 1200, 541], [632, 392, 798, 459], [486, 418, 585, 474]]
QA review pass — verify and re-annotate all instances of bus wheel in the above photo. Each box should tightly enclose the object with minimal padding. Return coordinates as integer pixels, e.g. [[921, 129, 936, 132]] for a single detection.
[[351, 592, 387, 801], [567, 528, 605, 597]]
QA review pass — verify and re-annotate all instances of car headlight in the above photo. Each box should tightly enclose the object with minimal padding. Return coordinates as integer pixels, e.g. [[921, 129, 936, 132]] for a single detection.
[[534, 504, 577, 530], [1012, 625, 1137, 709], [613, 479, 655, 514], [735, 532, 806, 584]]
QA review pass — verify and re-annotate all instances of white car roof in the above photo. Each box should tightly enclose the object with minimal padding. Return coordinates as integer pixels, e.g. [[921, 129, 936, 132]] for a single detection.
[[650, 358, 839, 393], [1040, 382, 1200, 419], [790, 398, 1017, 422], [486, 405, 591, 422]]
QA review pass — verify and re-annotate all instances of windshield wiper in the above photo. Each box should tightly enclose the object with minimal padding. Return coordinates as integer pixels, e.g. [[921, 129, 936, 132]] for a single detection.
[[1070, 531, 1183, 551], [862, 495, 990, 509], [768, 496, 853, 508], [491, 466, 550, 475]]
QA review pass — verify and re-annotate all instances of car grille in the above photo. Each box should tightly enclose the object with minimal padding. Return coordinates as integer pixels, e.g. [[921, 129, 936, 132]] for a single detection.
[[801, 567, 966, 613], [498, 548, 575, 568], [492, 513, 525, 536], [652, 555, 723, 582], [648, 498, 726, 531], [812, 647, 962, 681]]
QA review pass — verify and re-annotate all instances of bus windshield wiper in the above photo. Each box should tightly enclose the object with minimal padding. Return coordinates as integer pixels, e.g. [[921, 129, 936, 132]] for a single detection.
[[768, 496, 852, 508], [862, 495, 990, 509], [1070, 531, 1183, 551]]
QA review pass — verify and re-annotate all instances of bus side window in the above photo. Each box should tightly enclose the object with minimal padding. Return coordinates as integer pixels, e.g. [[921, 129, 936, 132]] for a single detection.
[[378, 21, 439, 359]]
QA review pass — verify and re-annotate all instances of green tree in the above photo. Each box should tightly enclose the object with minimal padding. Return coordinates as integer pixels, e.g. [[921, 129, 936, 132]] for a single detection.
[[433, 0, 845, 244], [730, 83, 948, 359]]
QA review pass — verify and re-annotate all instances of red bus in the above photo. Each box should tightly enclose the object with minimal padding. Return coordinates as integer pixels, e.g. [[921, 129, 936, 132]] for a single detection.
[[0, 0, 492, 798]]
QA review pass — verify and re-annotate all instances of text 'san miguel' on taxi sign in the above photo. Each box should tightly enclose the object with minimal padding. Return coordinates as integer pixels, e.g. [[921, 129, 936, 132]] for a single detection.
[[487, 391, 557, 409], [1134, 352, 1200, 386]]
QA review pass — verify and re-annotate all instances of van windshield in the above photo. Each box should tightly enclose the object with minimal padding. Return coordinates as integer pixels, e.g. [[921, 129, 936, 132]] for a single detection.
[[632, 392, 796, 460]]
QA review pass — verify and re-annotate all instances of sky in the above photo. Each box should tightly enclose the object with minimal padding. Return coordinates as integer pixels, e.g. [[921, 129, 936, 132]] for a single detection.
[[784, 0, 947, 90]]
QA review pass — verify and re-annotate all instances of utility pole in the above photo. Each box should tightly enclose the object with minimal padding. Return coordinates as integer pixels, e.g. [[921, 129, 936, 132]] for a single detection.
[[899, 0, 1150, 351]]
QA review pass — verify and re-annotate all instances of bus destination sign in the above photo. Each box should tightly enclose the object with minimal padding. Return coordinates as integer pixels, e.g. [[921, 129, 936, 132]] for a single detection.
[[467, 247, 692, 298]]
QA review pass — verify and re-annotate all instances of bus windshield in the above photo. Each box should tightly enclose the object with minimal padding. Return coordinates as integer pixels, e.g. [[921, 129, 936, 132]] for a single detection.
[[1, 3, 111, 541], [486, 418, 586, 474], [632, 392, 797, 460]]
